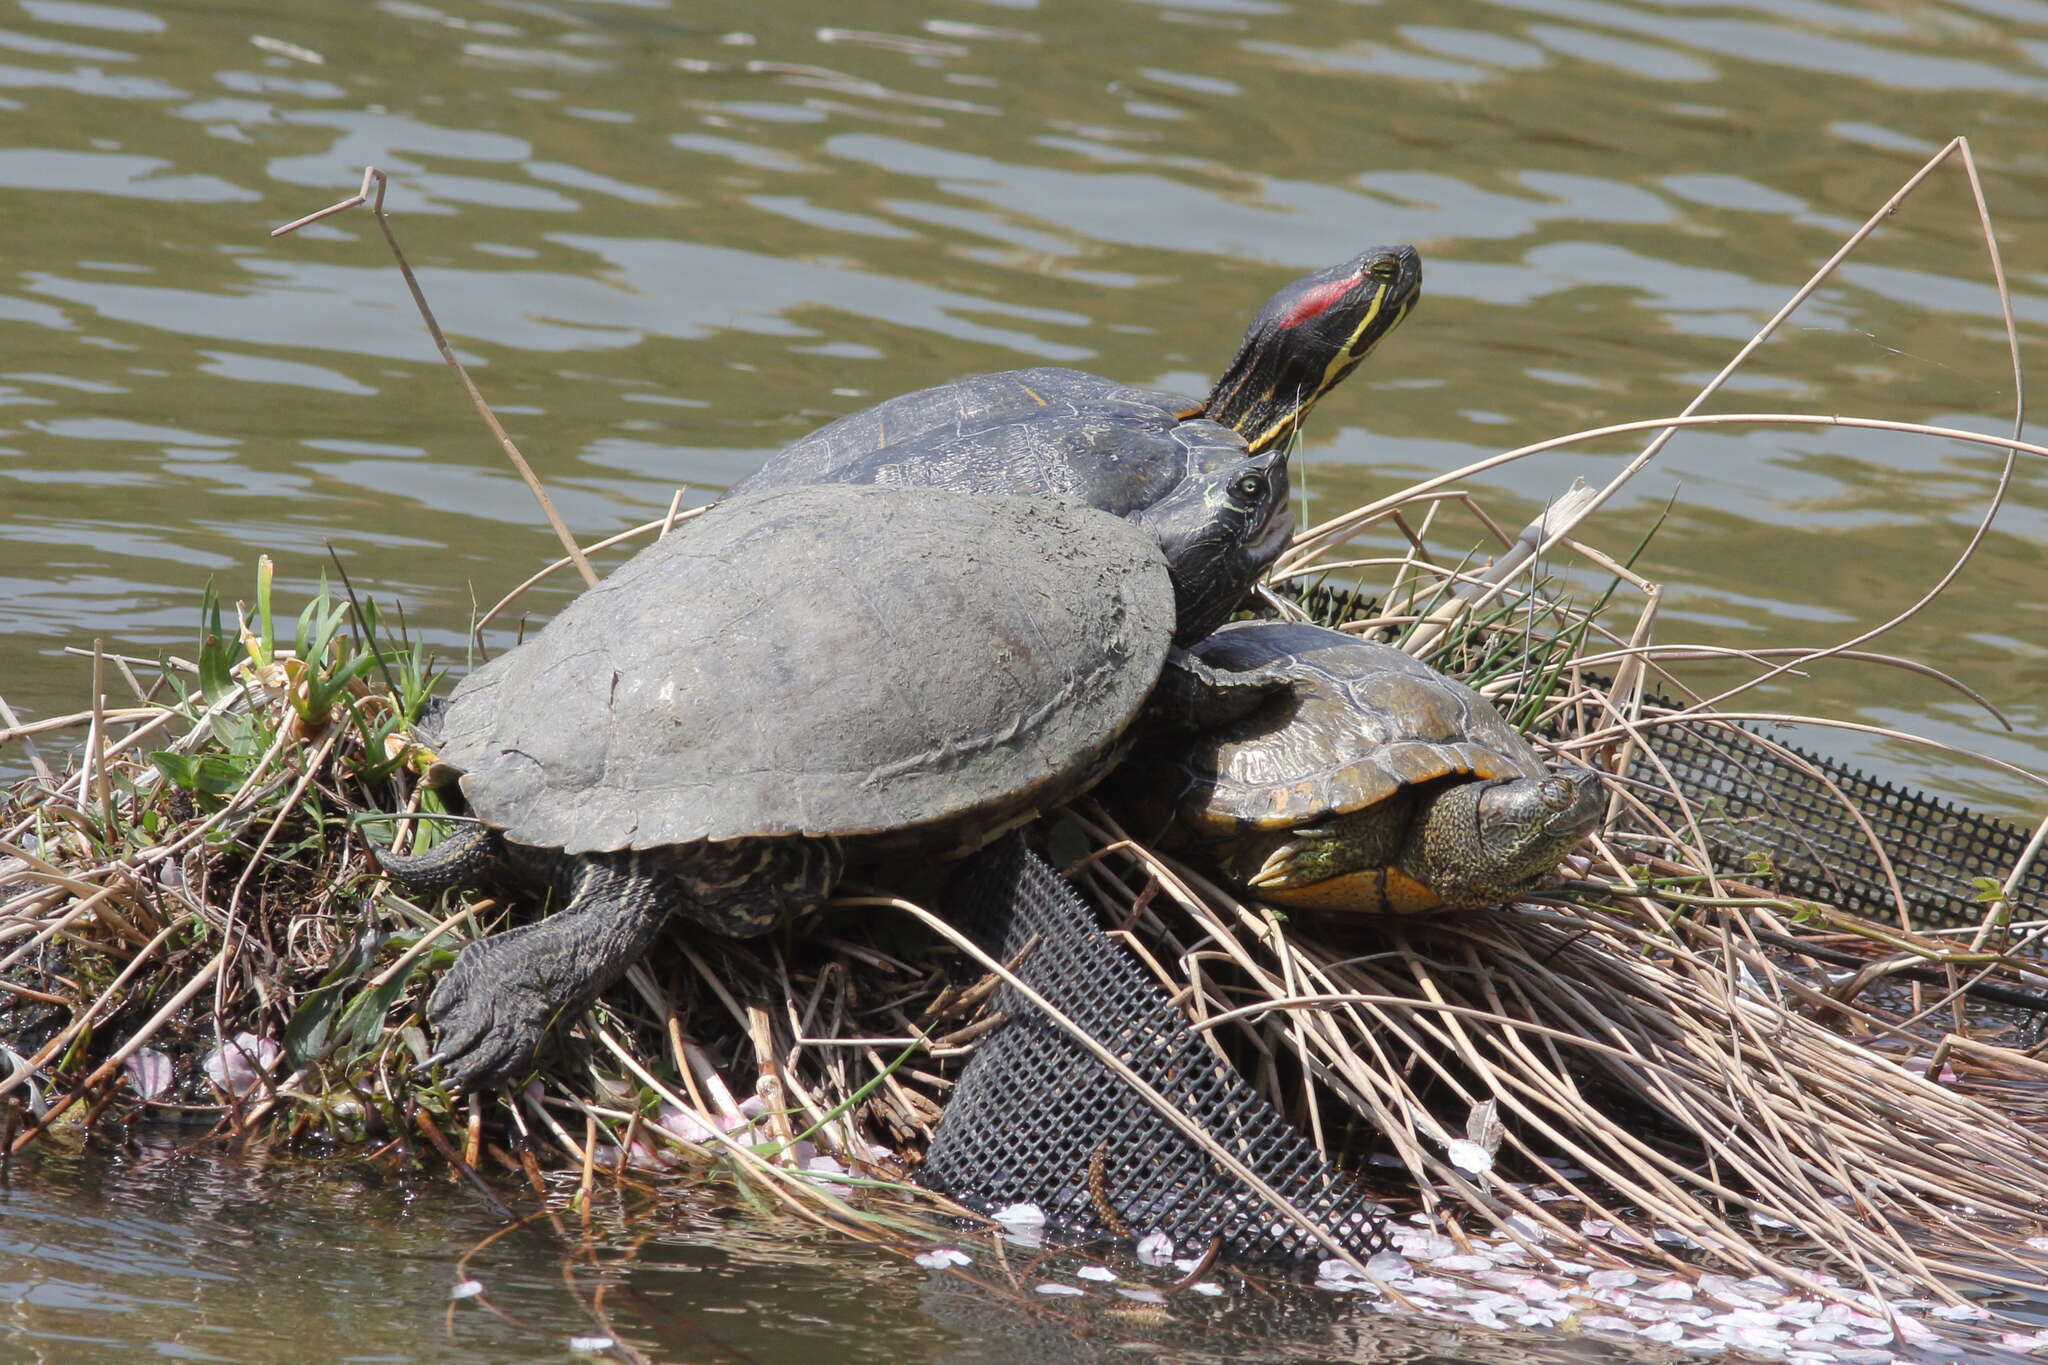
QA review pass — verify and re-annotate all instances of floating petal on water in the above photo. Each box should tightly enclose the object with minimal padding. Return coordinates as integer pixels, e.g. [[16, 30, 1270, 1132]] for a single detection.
[[200, 1033, 280, 1098], [122, 1049, 173, 1100]]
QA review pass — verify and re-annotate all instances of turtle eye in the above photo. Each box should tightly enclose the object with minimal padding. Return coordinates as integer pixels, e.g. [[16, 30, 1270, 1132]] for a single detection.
[[1538, 776, 1577, 809], [1368, 256, 1400, 279], [1234, 472, 1267, 502]]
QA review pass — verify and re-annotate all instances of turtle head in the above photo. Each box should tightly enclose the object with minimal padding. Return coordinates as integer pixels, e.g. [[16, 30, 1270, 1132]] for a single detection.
[[1406, 766, 1604, 910], [1204, 245, 1422, 454], [1133, 448, 1291, 644]]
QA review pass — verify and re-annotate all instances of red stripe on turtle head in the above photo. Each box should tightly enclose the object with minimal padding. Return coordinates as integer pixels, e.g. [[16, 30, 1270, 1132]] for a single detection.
[[1276, 272, 1364, 330]]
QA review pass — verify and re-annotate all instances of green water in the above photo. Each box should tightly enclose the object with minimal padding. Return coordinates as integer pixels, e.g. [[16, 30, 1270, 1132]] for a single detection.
[[3, 0, 2047, 1357], [6, 1137, 1661, 1364]]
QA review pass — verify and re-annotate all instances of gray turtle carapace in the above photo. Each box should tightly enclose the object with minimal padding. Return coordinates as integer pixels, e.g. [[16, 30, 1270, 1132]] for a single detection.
[[380, 482, 1288, 1090], [1120, 621, 1603, 914], [733, 246, 1422, 522]]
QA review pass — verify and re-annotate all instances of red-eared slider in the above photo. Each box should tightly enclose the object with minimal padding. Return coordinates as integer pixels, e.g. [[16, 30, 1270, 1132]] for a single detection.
[[381, 483, 1285, 1090], [733, 247, 1422, 513], [1123, 622, 1603, 913]]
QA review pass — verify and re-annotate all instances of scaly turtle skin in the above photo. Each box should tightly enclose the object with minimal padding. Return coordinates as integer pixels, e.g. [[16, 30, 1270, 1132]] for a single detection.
[[381, 483, 1286, 1090], [733, 246, 1422, 507], [1124, 622, 1603, 914]]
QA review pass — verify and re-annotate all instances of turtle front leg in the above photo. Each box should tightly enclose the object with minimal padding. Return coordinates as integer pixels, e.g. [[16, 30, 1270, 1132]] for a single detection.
[[425, 849, 675, 1091], [1143, 647, 1292, 735], [374, 820, 502, 890]]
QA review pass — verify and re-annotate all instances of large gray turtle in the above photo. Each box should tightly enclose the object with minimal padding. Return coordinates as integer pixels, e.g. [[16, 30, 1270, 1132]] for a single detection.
[[1120, 622, 1603, 914], [733, 246, 1422, 514], [382, 482, 1285, 1090]]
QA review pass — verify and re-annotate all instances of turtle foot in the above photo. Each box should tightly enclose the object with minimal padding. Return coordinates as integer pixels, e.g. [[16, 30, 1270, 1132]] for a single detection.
[[423, 927, 562, 1091], [1243, 833, 1323, 892], [422, 851, 680, 1091]]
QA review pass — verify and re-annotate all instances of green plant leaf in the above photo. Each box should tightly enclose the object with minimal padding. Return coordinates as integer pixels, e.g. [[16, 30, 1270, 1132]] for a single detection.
[[149, 751, 248, 797], [282, 930, 385, 1068], [294, 596, 323, 664], [1969, 876, 2009, 905], [332, 958, 422, 1060], [196, 580, 235, 704], [283, 979, 348, 1070], [253, 554, 276, 666]]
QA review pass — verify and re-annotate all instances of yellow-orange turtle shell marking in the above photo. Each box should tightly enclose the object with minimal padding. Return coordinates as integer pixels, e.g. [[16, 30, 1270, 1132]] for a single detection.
[[1261, 866, 1445, 915]]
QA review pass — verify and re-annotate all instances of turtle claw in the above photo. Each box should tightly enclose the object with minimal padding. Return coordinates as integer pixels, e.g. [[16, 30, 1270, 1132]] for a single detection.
[[1244, 833, 1327, 892], [422, 935, 555, 1092]]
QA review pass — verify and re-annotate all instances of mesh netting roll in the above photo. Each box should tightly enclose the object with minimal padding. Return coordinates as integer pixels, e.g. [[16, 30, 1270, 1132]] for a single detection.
[[1609, 711, 2045, 928], [918, 835, 1391, 1264]]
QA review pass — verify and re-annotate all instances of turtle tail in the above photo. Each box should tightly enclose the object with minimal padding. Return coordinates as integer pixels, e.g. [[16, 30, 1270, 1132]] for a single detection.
[[375, 821, 500, 890]]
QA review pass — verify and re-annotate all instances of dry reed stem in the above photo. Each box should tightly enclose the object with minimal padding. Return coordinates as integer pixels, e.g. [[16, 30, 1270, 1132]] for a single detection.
[[1283, 410, 2048, 586], [0, 706, 163, 743], [85, 641, 113, 830], [1565, 645, 2005, 722], [0, 693, 54, 785], [470, 508, 706, 658], [1470, 136, 2022, 628], [1988, 812, 2048, 952], [271, 168, 597, 589]]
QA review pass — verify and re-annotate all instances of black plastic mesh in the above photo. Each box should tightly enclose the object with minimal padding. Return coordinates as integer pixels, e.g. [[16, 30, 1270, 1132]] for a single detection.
[[917, 835, 1390, 1264], [1595, 709, 2045, 930]]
